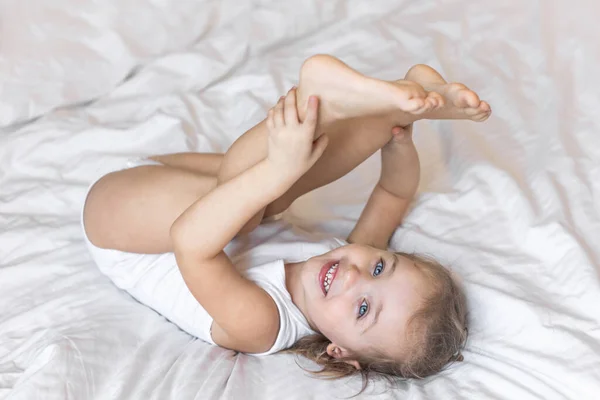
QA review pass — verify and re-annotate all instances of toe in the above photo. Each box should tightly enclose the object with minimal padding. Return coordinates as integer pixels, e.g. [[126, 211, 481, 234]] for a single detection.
[[447, 83, 480, 109], [464, 107, 486, 118], [422, 98, 435, 112], [426, 98, 438, 110], [410, 102, 430, 115], [479, 101, 491, 113], [406, 97, 427, 113], [422, 95, 436, 111], [472, 109, 491, 122], [430, 92, 445, 109], [474, 113, 490, 122], [458, 89, 481, 108]]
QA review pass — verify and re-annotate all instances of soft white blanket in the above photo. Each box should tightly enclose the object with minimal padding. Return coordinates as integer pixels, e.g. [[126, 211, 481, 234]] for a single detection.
[[1, 0, 599, 399]]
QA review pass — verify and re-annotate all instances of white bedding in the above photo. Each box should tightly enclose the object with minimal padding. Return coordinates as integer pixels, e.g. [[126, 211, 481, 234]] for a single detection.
[[1, 0, 599, 399]]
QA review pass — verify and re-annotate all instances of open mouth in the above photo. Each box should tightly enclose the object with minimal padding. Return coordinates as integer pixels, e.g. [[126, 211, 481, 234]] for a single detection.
[[319, 261, 339, 296]]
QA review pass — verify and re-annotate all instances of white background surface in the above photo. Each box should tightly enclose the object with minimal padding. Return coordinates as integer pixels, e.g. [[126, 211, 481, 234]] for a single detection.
[[1, 0, 599, 399]]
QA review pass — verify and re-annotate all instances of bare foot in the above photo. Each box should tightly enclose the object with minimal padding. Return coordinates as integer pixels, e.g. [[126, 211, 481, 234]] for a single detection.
[[296, 55, 438, 126], [404, 64, 491, 122]]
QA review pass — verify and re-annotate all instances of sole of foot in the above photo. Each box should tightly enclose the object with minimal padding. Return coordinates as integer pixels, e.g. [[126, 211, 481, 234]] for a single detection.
[[296, 55, 438, 124]]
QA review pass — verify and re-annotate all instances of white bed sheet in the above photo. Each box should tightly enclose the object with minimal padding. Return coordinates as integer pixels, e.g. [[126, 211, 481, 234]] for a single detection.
[[1, 0, 599, 399]]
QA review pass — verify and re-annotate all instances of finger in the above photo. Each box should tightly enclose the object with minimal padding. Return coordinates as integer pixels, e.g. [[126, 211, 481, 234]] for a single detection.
[[389, 125, 414, 144], [274, 97, 285, 127], [266, 109, 275, 130], [303, 96, 319, 129], [430, 92, 445, 109], [310, 133, 329, 164], [391, 126, 403, 136], [284, 88, 299, 125]]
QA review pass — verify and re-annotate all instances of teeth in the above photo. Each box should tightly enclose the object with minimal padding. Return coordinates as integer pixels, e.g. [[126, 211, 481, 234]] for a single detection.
[[324, 262, 339, 294]]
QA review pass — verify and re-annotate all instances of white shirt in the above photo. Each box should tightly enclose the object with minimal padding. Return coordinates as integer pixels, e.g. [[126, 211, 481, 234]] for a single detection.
[[226, 216, 347, 355], [84, 215, 347, 355]]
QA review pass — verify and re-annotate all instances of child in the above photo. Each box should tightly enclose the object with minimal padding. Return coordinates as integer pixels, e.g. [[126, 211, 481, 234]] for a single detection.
[[82, 55, 490, 384]]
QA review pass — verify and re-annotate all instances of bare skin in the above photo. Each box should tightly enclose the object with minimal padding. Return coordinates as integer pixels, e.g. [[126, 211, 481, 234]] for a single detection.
[[83, 55, 490, 254], [403, 64, 491, 121], [219, 56, 490, 229]]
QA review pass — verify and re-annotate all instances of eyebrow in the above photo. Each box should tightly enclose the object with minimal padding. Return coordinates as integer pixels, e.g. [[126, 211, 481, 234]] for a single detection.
[[390, 253, 398, 275], [362, 302, 382, 335]]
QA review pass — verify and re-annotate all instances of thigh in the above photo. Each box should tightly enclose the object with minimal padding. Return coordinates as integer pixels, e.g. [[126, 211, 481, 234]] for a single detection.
[[280, 115, 395, 205], [83, 164, 217, 254], [218, 115, 395, 217], [149, 152, 224, 176]]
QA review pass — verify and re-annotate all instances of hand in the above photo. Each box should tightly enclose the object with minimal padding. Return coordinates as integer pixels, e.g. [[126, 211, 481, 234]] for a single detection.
[[379, 123, 420, 199], [383, 124, 414, 151], [266, 87, 329, 182]]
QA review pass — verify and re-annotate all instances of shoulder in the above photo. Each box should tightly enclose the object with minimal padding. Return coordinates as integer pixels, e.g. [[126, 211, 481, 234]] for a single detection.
[[176, 252, 281, 354], [241, 260, 315, 354]]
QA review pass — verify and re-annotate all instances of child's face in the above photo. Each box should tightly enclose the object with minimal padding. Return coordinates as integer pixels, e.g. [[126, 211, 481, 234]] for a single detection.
[[294, 244, 429, 360]]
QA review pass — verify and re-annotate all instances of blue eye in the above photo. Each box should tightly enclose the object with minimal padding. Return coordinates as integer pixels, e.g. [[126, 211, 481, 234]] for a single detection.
[[358, 300, 369, 318], [373, 259, 384, 276]]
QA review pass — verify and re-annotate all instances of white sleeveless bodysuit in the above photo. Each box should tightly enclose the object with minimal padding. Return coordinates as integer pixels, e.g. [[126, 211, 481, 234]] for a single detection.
[[82, 159, 347, 355]]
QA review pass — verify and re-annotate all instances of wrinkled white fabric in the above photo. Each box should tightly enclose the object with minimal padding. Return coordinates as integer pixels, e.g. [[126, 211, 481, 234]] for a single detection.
[[1, 0, 599, 399]]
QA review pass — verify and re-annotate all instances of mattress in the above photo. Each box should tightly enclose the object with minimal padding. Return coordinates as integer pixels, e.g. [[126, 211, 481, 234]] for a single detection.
[[1, 0, 599, 399]]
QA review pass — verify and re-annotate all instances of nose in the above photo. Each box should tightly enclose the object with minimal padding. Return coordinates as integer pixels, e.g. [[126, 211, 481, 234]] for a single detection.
[[342, 263, 361, 292]]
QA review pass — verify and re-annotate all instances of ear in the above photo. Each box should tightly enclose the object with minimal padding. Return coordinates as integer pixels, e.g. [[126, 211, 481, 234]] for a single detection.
[[326, 343, 361, 370]]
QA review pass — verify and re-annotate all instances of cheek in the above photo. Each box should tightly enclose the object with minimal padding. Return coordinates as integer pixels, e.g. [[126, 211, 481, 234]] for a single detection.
[[330, 299, 349, 319], [317, 305, 356, 348], [314, 298, 349, 331]]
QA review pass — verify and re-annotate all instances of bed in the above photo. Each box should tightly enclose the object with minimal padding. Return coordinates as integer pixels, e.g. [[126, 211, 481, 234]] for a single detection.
[[1, 0, 599, 399]]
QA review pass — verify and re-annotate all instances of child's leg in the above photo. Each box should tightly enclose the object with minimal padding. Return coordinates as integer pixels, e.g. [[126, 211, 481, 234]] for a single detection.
[[149, 152, 224, 176], [84, 56, 489, 254], [84, 163, 219, 254], [84, 55, 433, 253], [403, 64, 491, 120], [220, 55, 490, 232]]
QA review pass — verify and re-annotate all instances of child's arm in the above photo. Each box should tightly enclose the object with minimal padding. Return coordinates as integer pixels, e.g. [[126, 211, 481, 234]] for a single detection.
[[170, 89, 328, 353], [347, 125, 419, 250]]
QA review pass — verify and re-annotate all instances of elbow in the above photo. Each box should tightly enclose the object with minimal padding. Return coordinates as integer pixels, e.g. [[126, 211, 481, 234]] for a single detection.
[[170, 219, 215, 261], [377, 180, 417, 200]]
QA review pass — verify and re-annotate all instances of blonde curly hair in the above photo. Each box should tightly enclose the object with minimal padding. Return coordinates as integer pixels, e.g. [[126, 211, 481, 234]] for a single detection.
[[285, 252, 468, 392]]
